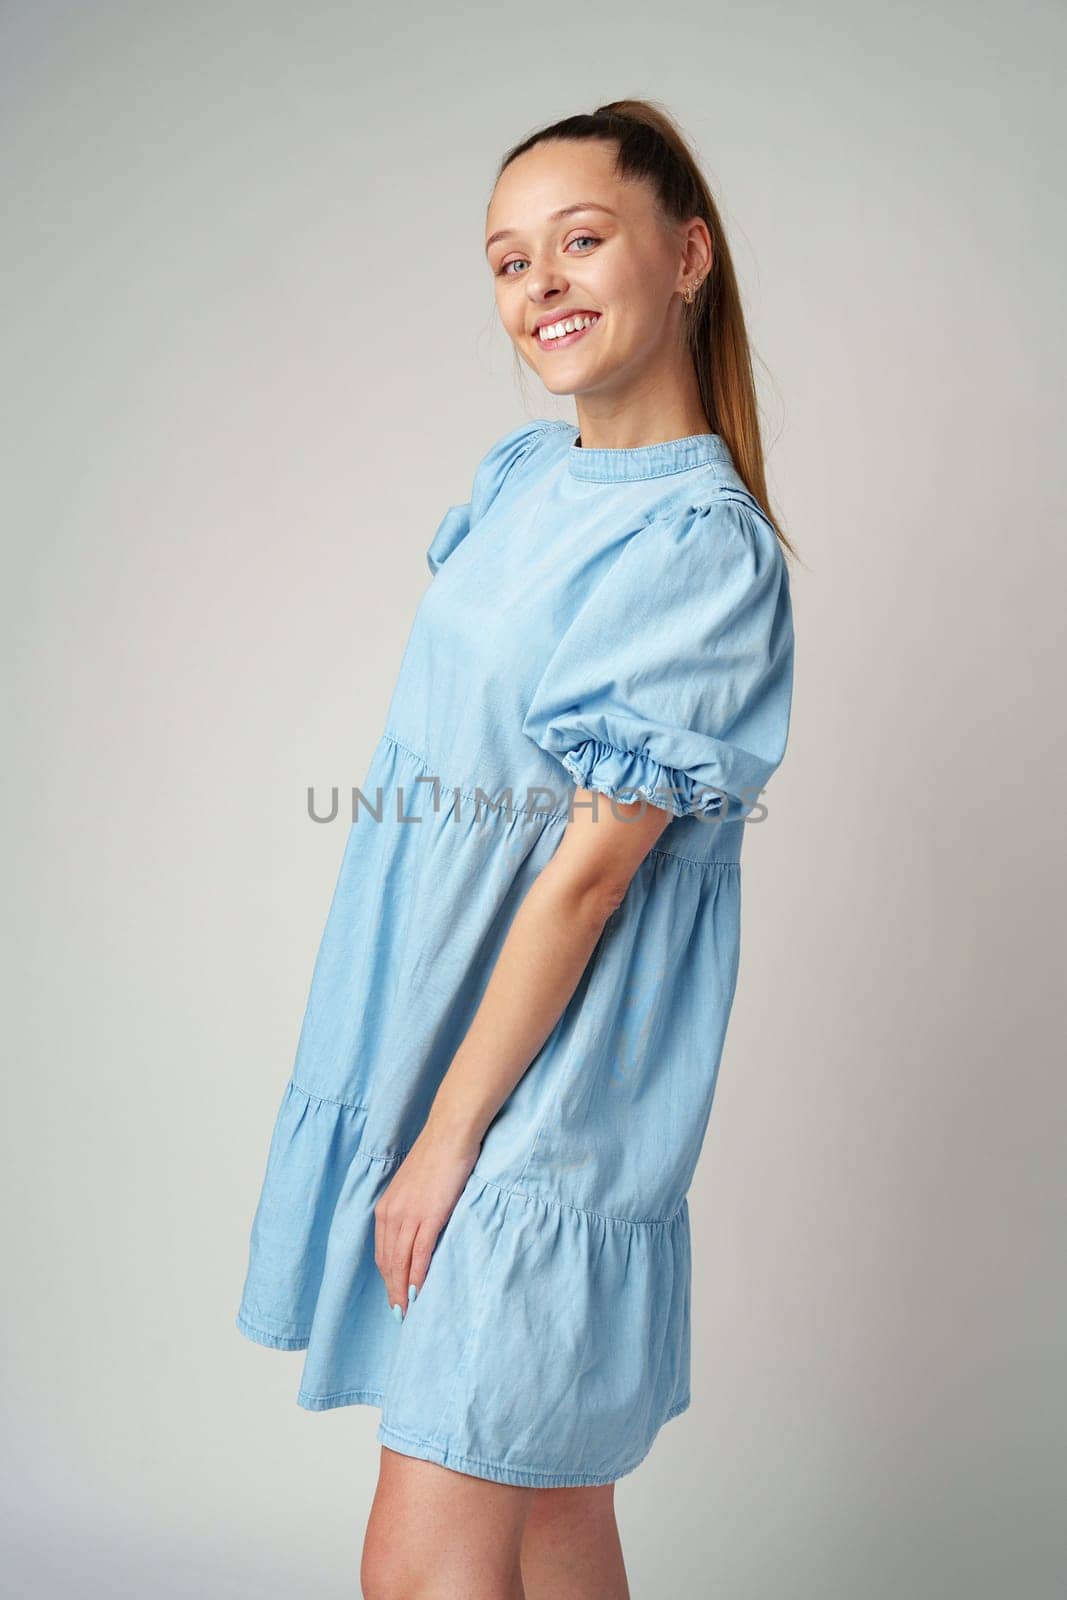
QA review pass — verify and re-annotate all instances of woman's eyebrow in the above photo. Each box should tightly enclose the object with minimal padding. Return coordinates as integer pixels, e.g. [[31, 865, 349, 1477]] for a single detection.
[[485, 202, 619, 254]]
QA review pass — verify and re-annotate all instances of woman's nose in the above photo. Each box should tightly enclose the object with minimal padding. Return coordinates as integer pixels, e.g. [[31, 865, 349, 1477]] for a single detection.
[[527, 268, 571, 302]]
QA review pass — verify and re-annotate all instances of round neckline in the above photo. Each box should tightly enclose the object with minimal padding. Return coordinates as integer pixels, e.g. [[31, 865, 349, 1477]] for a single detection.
[[564, 423, 733, 482]]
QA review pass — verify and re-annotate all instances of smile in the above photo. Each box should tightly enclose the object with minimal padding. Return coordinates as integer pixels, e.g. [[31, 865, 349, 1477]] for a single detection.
[[535, 314, 601, 350]]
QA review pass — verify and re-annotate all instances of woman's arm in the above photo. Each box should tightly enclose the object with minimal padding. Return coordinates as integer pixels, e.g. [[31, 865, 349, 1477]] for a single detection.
[[374, 789, 675, 1317]]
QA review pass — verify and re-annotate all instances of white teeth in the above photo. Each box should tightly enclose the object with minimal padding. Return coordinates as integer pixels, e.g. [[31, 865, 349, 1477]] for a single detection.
[[538, 314, 599, 343]]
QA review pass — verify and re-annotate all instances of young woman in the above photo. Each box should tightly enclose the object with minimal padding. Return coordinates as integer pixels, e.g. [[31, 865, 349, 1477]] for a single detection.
[[237, 99, 797, 1599]]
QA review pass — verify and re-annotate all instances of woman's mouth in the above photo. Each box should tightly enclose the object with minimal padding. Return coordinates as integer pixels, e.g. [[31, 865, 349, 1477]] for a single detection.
[[534, 313, 601, 352]]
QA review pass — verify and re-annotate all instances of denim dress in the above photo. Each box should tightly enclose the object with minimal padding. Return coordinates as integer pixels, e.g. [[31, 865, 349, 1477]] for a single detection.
[[236, 419, 795, 1488]]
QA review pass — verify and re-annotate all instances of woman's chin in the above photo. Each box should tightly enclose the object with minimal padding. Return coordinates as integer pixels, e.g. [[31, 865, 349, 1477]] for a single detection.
[[538, 376, 577, 397], [536, 363, 605, 400]]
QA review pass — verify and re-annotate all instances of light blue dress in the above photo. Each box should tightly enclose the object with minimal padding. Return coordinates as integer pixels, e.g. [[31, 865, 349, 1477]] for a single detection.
[[236, 419, 795, 1488]]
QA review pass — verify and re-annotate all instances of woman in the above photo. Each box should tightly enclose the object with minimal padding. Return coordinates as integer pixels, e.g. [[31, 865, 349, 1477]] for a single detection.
[[236, 99, 797, 1599]]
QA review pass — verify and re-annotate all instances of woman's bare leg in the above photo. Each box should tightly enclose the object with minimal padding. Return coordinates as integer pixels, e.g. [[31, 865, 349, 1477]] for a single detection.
[[519, 1483, 630, 1600], [361, 1445, 536, 1600]]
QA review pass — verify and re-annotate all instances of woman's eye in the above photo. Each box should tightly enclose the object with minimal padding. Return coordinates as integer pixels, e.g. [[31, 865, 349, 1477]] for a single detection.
[[496, 235, 600, 277]]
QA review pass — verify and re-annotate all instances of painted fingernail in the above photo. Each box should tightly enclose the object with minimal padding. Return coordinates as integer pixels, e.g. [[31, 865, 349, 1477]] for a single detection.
[[408, 1284, 418, 1304], [391, 1303, 403, 1323]]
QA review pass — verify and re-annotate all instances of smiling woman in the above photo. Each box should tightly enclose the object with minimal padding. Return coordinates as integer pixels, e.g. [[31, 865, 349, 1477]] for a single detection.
[[236, 97, 797, 1600], [482, 140, 794, 533]]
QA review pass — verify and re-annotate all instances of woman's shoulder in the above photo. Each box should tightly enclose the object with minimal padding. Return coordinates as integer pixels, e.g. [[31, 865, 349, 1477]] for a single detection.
[[467, 417, 573, 505], [639, 467, 770, 533], [482, 417, 575, 471]]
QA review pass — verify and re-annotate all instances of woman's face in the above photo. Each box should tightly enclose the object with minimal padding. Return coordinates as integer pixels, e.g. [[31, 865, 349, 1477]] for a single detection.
[[485, 139, 704, 403]]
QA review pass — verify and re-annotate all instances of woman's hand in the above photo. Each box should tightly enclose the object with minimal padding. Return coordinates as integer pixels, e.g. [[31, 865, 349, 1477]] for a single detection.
[[374, 1118, 482, 1320]]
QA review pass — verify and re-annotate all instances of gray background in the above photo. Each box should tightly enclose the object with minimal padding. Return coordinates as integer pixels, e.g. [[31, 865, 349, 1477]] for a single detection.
[[2, 1, 1064, 1595]]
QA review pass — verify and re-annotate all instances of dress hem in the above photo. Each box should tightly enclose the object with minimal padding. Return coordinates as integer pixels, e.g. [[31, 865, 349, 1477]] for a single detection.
[[373, 1395, 692, 1488], [299, 1385, 386, 1409], [289, 1375, 693, 1486], [235, 1312, 310, 1351]]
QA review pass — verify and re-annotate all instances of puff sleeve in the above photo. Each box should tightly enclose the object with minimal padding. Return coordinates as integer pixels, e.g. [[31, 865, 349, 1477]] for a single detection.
[[520, 495, 794, 820], [426, 419, 555, 576]]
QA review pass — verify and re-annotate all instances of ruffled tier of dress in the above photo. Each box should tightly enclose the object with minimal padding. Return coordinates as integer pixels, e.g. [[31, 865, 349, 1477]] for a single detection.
[[235, 1078, 692, 1487]]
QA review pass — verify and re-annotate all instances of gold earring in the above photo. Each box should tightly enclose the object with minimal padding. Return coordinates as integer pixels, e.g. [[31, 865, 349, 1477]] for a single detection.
[[683, 279, 701, 305]]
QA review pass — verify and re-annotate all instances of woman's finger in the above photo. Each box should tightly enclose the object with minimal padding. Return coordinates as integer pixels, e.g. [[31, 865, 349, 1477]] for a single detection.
[[407, 1219, 438, 1300], [388, 1215, 419, 1319], [373, 1189, 400, 1311]]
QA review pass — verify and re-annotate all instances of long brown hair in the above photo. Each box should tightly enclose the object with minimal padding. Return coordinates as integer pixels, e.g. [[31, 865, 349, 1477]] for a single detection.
[[496, 99, 798, 561]]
